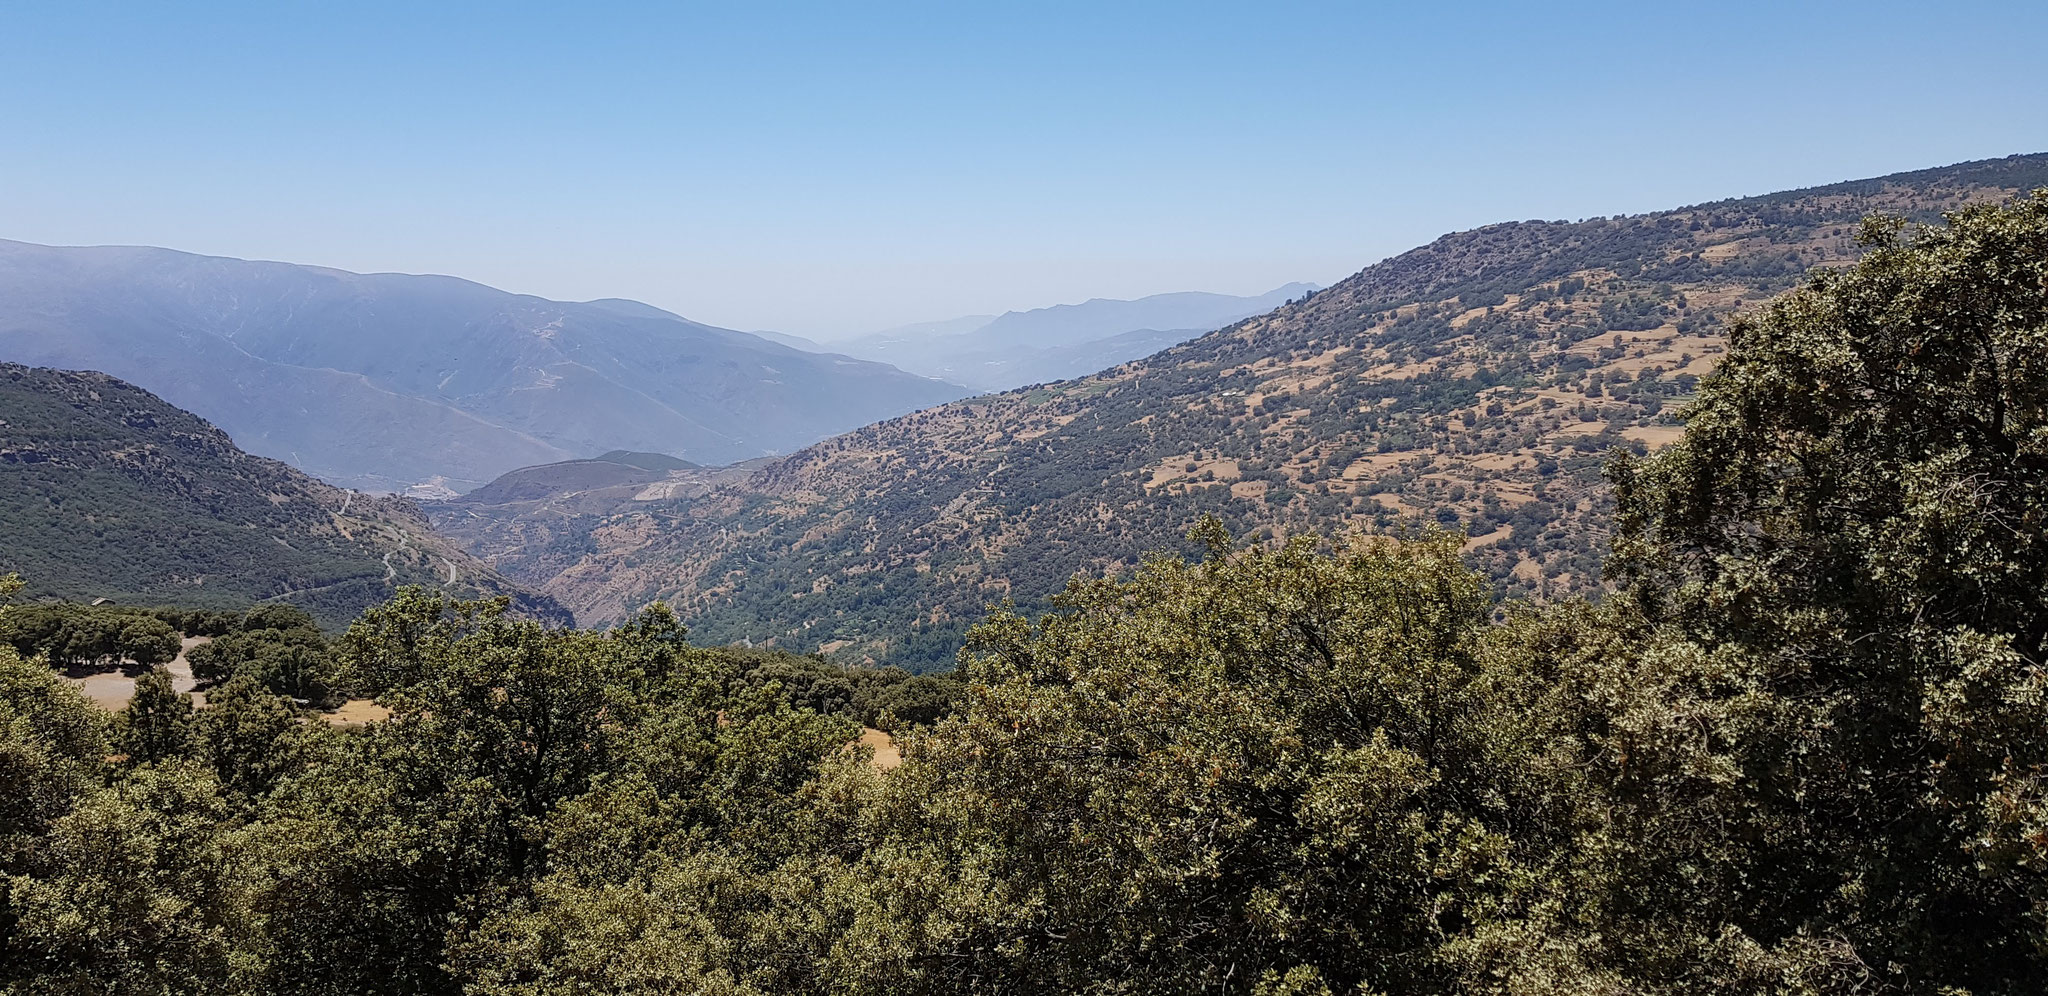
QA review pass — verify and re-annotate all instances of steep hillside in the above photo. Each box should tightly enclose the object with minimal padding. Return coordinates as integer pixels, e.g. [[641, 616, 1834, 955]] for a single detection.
[[0, 364, 567, 628], [833, 284, 1317, 391], [463, 154, 2048, 669], [454, 451, 695, 505], [426, 454, 770, 591], [0, 244, 964, 491]]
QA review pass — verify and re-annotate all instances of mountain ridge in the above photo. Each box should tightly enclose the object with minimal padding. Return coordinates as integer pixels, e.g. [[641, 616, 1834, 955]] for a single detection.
[[452, 153, 2048, 670], [0, 242, 965, 491], [0, 362, 568, 628], [825, 283, 1319, 390]]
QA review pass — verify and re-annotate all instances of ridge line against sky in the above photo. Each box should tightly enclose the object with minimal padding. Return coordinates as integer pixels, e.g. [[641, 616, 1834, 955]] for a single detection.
[[2, 0, 2043, 338]]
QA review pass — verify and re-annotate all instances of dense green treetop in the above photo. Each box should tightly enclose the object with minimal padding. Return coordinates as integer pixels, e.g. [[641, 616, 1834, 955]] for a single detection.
[[1, 191, 2045, 995]]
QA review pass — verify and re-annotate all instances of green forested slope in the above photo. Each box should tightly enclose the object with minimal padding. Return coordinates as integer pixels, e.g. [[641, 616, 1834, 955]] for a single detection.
[[0, 364, 567, 626], [4, 194, 2044, 993], [510, 153, 2048, 669]]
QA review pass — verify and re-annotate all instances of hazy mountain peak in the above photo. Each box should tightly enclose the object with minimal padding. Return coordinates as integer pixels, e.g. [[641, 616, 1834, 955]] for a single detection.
[[827, 282, 1322, 391], [0, 243, 967, 491], [579, 297, 690, 322]]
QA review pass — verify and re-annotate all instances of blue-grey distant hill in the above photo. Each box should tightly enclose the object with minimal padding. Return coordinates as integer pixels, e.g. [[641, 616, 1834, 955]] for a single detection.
[[823, 284, 1319, 390], [585, 300, 838, 355], [0, 242, 965, 492]]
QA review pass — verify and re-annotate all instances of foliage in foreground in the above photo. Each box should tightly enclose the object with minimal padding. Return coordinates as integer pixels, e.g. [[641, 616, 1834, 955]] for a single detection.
[[0, 195, 2045, 993], [0, 602, 182, 669]]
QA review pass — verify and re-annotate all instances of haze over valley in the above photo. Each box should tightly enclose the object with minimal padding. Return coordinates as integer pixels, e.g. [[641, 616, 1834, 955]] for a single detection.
[[0, 240, 969, 492], [4, 3, 2046, 992], [811, 283, 1322, 391]]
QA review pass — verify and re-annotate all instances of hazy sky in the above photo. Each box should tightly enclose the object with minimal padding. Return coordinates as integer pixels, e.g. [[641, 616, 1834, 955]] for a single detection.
[[3, 1, 2043, 338]]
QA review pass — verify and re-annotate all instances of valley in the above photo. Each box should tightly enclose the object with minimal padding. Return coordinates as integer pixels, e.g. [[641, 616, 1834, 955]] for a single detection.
[[9, 5, 2044, 990]]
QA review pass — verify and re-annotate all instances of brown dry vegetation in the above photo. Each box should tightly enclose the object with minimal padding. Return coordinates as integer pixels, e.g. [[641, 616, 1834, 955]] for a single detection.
[[439, 156, 2048, 670]]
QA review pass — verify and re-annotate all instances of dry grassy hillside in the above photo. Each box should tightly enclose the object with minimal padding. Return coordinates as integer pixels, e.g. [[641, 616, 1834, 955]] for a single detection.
[[482, 154, 2048, 670]]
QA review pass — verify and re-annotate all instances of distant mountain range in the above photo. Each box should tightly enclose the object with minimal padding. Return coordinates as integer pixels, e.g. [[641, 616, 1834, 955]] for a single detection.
[[0, 243, 964, 492], [445, 153, 2048, 670], [800, 284, 1320, 391], [0, 363, 565, 628]]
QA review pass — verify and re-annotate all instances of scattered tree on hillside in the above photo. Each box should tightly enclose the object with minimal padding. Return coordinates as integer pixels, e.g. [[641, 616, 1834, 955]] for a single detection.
[[0, 194, 2045, 993], [118, 667, 191, 764]]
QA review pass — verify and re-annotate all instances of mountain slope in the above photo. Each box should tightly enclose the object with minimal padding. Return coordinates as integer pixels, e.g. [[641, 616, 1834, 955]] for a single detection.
[[0, 244, 964, 491], [425, 453, 768, 593], [456, 154, 2048, 669], [0, 364, 568, 628], [746, 330, 833, 352], [833, 285, 1317, 391]]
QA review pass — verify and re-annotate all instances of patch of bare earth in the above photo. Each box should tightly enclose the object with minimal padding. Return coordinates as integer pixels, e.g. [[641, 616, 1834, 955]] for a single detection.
[[66, 635, 212, 711], [853, 727, 901, 770], [321, 699, 393, 727]]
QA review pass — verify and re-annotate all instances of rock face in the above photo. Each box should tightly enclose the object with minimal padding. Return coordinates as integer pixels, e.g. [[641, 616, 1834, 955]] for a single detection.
[[0, 242, 965, 491], [0, 363, 568, 628], [443, 154, 2048, 671]]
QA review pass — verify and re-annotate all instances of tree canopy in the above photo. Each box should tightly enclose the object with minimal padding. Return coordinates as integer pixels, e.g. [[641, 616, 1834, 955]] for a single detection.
[[1, 195, 2045, 994]]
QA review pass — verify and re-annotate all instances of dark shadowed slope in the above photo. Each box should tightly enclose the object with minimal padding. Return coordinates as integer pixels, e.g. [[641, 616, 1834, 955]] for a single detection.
[[0, 363, 568, 628]]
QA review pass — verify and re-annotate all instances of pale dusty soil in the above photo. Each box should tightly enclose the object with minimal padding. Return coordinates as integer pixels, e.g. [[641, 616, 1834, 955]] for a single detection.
[[1465, 452, 1533, 471], [856, 727, 901, 770], [1546, 421, 1605, 438], [1461, 525, 1513, 552], [1623, 425, 1686, 449], [1147, 457, 1240, 489], [321, 699, 393, 727], [68, 635, 212, 711], [1345, 451, 1418, 474]]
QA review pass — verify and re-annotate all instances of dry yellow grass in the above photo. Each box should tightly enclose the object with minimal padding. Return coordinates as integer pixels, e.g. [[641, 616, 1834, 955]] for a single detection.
[[1465, 452, 1531, 471], [1340, 452, 1410, 477], [1547, 422, 1609, 439], [322, 699, 393, 727], [853, 727, 901, 770], [1146, 457, 1240, 489], [1623, 425, 1686, 449]]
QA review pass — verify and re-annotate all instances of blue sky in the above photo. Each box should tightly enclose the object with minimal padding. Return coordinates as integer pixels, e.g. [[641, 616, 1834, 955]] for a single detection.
[[2, 1, 2042, 337]]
